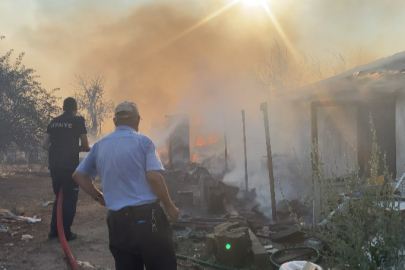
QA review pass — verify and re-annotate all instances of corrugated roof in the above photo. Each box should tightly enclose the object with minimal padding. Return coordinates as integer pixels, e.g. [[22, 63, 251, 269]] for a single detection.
[[278, 50, 405, 102]]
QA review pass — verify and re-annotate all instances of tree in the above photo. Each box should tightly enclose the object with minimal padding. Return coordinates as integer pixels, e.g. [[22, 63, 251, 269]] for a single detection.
[[0, 38, 60, 163], [258, 40, 369, 93], [258, 39, 310, 93], [309, 49, 367, 80], [74, 74, 114, 139]]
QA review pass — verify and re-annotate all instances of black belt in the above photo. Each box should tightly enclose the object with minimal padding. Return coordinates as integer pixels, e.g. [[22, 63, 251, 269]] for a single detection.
[[112, 202, 160, 213], [126, 202, 160, 209]]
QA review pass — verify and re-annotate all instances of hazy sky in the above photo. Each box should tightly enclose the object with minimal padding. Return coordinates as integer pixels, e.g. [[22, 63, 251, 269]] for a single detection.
[[2, 0, 405, 133]]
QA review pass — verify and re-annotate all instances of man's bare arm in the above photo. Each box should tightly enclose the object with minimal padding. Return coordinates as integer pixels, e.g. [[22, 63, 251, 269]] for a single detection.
[[72, 171, 105, 206], [41, 133, 51, 151], [147, 171, 179, 222], [80, 134, 90, 152]]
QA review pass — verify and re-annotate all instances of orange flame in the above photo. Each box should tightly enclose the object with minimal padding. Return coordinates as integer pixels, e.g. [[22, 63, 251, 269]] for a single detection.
[[193, 134, 219, 147]]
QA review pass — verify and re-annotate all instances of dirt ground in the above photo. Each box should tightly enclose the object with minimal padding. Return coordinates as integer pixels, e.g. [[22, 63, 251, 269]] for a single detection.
[[0, 170, 212, 270], [0, 171, 115, 269]]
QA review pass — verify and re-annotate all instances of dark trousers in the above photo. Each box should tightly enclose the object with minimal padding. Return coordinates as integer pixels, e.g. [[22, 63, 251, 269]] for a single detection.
[[49, 169, 79, 237], [107, 204, 177, 270]]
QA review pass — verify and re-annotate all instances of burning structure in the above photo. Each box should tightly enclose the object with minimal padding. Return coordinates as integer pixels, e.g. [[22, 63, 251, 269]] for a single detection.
[[166, 114, 191, 170], [283, 51, 405, 178], [265, 51, 405, 223], [151, 50, 405, 227]]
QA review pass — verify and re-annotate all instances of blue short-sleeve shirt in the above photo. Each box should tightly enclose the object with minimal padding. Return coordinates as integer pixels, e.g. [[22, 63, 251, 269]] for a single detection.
[[76, 125, 164, 211]]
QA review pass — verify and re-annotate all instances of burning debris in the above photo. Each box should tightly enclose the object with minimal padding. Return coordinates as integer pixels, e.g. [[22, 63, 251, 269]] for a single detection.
[[167, 115, 191, 171]]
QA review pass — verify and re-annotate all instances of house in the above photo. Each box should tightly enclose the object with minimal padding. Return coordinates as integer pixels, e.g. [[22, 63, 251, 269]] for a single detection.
[[270, 51, 405, 222], [277, 51, 405, 182]]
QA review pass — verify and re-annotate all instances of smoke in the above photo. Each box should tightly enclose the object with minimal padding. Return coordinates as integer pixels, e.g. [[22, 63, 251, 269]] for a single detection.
[[3, 0, 405, 218], [9, 0, 399, 128]]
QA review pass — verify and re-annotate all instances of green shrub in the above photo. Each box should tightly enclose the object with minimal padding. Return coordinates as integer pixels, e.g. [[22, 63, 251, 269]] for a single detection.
[[286, 120, 405, 269]]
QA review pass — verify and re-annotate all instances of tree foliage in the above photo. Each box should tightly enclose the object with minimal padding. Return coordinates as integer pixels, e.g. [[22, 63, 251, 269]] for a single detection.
[[0, 39, 59, 159], [73, 74, 114, 139]]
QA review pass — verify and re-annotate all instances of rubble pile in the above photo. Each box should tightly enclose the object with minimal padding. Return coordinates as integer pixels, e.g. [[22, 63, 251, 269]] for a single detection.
[[162, 161, 324, 269]]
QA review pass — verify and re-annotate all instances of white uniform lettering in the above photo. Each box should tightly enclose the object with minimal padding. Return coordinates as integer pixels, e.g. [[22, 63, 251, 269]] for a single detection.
[[51, 122, 73, 129]]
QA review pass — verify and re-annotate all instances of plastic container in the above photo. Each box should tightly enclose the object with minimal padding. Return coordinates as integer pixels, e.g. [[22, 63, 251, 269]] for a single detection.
[[279, 261, 323, 270]]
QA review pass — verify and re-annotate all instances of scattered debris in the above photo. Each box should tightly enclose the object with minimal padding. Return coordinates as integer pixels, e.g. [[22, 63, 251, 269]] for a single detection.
[[186, 164, 212, 183], [264, 244, 273, 250], [277, 199, 310, 220], [77, 261, 112, 270], [4, 243, 14, 247], [242, 188, 257, 200], [21, 234, 33, 241], [201, 154, 230, 178], [224, 202, 242, 219], [217, 181, 239, 203], [42, 201, 54, 207], [77, 261, 96, 268], [0, 209, 41, 223], [0, 225, 8, 233], [188, 231, 206, 241], [0, 172, 16, 179], [269, 225, 301, 240], [0, 209, 16, 218], [251, 204, 264, 215]]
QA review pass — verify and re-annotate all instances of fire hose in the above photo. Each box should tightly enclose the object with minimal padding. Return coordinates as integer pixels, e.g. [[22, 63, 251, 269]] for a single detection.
[[57, 188, 79, 270]]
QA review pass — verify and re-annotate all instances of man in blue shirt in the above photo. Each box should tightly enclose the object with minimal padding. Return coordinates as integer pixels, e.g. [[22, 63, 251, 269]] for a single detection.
[[72, 101, 178, 270]]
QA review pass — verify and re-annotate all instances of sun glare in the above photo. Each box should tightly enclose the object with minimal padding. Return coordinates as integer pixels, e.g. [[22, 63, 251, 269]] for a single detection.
[[240, 0, 266, 6]]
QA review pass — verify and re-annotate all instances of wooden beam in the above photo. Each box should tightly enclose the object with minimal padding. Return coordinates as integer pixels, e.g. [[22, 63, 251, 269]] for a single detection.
[[242, 110, 249, 191], [260, 102, 277, 221]]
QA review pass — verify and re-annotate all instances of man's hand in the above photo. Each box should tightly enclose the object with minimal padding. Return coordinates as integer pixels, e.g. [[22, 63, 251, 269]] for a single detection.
[[41, 133, 51, 151], [73, 171, 104, 206], [166, 204, 179, 222], [80, 134, 90, 152], [147, 171, 179, 222]]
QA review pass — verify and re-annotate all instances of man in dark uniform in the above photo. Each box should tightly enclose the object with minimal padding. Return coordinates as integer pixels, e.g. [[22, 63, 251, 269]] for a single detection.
[[41, 97, 90, 241]]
